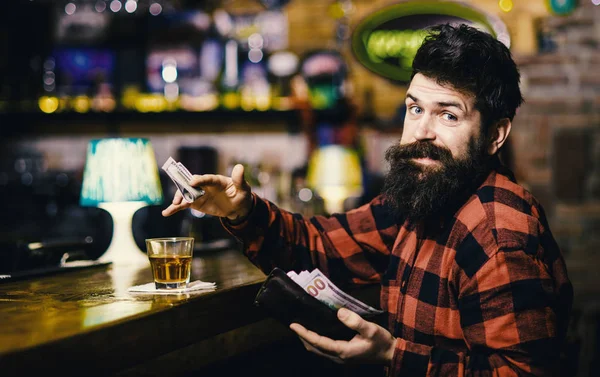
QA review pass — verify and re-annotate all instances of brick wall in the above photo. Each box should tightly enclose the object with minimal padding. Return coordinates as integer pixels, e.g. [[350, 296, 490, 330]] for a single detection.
[[512, 2, 600, 285], [512, 3, 600, 376]]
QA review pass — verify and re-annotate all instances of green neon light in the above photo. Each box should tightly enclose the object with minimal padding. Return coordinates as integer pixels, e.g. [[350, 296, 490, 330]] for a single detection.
[[351, 0, 505, 83], [366, 29, 430, 69]]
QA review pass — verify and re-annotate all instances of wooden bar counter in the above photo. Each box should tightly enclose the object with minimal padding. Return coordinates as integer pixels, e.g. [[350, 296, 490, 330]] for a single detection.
[[0, 248, 294, 377]]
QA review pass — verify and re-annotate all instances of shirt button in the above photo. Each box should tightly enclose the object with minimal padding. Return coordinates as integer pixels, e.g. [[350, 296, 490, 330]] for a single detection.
[[401, 281, 407, 289]]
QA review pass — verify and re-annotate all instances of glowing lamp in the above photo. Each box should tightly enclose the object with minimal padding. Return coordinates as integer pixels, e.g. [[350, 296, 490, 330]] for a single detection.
[[80, 138, 163, 265], [306, 145, 363, 214]]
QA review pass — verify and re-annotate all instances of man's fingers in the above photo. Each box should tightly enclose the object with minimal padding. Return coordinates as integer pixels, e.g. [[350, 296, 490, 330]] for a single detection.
[[162, 205, 179, 217], [289, 323, 307, 337], [162, 190, 188, 217], [162, 202, 190, 217], [230, 164, 246, 188], [289, 323, 345, 355], [172, 190, 183, 205], [337, 309, 371, 337], [189, 173, 222, 188], [298, 339, 343, 364]]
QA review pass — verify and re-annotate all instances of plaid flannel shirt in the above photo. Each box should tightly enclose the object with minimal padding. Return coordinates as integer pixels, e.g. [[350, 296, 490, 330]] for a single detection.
[[223, 166, 573, 377]]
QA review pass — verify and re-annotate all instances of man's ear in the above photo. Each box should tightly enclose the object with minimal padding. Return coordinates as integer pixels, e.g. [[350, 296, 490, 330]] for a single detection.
[[487, 118, 512, 155]]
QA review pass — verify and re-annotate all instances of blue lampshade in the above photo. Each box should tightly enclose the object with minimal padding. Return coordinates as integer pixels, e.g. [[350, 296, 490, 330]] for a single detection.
[[80, 138, 163, 206]]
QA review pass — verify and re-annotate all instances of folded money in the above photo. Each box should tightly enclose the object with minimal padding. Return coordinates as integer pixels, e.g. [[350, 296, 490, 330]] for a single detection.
[[162, 156, 205, 203], [254, 268, 359, 340], [288, 268, 383, 317]]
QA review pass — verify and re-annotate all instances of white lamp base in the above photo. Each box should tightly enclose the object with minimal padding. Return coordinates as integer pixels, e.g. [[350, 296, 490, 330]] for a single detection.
[[98, 202, 149, 266]]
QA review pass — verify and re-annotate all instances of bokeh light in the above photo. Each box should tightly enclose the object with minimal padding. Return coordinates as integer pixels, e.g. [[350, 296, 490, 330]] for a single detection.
[[65, 3, 76, 15], [125, 0, 137, 13], [38, 96, 59, 114], [149, 3, 162, 16], [499, 0, 513, 12], [248, 49, 263, 63], [162, 59, 178, 83], [110, 0, 122, 13], [95, 1, 106, 12]]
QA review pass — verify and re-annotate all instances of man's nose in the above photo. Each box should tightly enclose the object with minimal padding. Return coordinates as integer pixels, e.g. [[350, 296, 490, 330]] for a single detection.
[[413, 116, 436, 141]]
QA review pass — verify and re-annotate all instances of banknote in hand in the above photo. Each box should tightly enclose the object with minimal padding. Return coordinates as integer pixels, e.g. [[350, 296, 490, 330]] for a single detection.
[[162, 156, 205, 203]]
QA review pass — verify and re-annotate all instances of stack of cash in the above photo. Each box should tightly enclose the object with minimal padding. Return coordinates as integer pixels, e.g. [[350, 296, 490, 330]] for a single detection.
[[288, 269, 383, 317], [162, 157, 205, 203]]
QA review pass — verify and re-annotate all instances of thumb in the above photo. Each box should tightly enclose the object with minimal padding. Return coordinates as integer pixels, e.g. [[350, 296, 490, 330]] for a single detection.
[[337, 308, 368, 335], [231, 164, 246, 189]]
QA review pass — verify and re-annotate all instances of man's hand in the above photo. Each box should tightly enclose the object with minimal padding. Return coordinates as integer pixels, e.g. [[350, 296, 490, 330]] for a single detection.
[[289, 308, 397, 365], [162, 163, 252, 221]]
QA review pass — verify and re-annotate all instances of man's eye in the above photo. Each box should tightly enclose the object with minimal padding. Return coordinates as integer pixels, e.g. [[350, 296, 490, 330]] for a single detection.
[[409, 106, 422, 115], [442, 113, 457, 121]]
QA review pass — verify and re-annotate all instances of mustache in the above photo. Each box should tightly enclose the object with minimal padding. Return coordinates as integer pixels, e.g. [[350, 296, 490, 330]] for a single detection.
[[385, 141, 454, 162]]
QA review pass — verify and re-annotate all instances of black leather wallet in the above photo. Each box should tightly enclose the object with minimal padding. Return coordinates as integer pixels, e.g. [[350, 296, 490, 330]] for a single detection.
[[254, 267, 361, 341]]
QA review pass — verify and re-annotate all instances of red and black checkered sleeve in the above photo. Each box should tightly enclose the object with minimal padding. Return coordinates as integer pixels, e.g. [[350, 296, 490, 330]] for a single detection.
[[222, 193, 398, 285]]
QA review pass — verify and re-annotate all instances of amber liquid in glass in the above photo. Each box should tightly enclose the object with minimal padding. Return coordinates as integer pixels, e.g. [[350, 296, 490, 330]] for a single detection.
[[149, 255, 192, 289]]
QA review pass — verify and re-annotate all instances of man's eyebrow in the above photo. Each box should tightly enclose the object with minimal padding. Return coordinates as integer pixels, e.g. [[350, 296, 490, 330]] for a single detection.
[[406, 93, 419, 103], [437, 101, 465, 112], [406, 93, 466, 112]]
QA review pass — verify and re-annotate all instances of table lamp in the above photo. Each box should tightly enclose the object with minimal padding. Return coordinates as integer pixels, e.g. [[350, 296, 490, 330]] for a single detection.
[[306, 145, 363, 214], [80, 138, 163, 265]]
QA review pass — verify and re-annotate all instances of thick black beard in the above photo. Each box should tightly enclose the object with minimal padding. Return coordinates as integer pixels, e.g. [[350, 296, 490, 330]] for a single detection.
[[382, 138, 492, 223]]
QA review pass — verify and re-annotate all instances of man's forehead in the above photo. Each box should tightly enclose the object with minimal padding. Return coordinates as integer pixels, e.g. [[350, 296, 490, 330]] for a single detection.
[[407, 74, 475, 109]]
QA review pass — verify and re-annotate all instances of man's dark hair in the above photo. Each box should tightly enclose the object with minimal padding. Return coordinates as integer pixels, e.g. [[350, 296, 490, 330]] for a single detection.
[[412, 23, 524, 131]]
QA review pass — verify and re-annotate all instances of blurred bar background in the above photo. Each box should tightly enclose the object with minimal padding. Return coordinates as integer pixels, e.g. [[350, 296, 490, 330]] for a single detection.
[[0, 0, 599, 375]]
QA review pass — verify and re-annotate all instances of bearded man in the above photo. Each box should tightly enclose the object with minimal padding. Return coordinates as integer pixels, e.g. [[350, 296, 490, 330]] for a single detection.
[[163, 24, 573, 377]]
